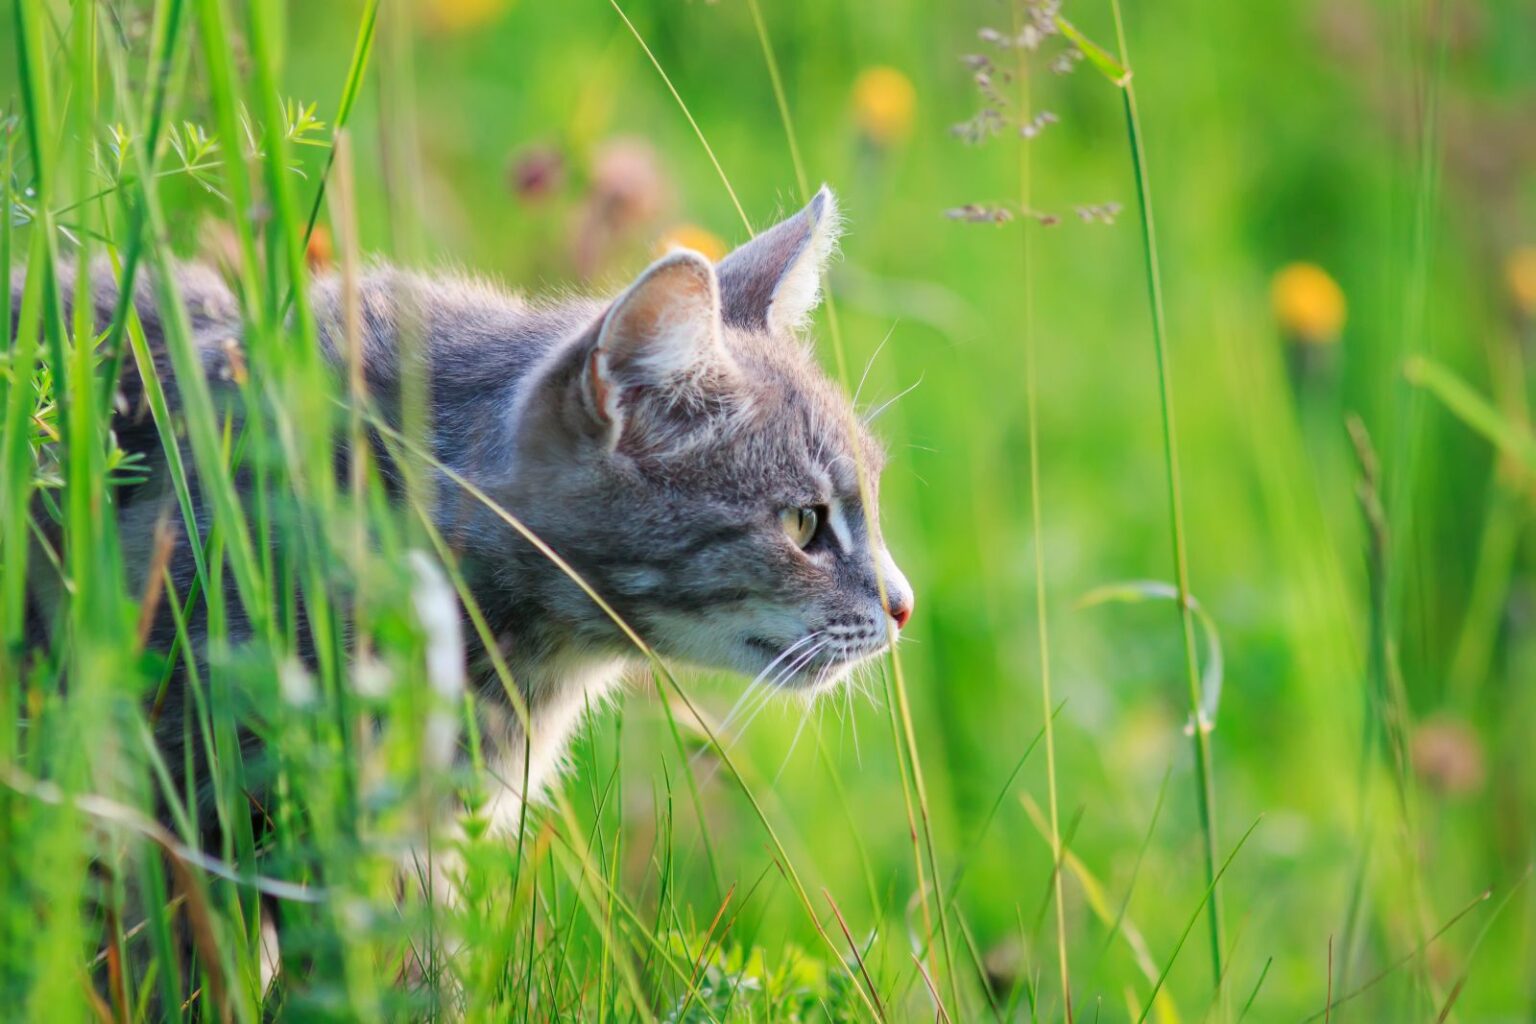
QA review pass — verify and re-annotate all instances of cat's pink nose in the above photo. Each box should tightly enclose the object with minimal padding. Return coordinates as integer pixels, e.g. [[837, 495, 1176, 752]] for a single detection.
[[888, 594, 913, 631]]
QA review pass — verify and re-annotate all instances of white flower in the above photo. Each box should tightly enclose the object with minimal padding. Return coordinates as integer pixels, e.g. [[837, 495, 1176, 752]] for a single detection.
[[408, 550, 466, 770], [279, 657, 317, 707]]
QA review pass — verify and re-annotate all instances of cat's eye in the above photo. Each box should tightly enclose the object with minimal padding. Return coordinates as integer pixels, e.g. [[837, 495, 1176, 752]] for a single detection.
[[780, 506, 820, 549]]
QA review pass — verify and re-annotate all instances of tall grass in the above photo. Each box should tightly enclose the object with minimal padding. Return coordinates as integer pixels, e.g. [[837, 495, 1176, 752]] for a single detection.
[[1008, 3, 1072, 1019], [3, 0, 1532, 1020], [1106, 0, 1228, 996]]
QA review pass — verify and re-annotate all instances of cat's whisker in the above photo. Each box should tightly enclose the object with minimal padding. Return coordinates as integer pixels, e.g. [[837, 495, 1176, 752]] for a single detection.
[[776, 638, 827, 684], [763, 640, 830, 703], [850, 687, 863, 767], [712, 631, 822, 740], [724, 641, 830, 752], [699, 682, 773, 769], [695, 636, 831, 786], [695, 682, 767, 771], [864, 372, 925, 424], [786, 641, 835, 687], [693, 685, 777, 787], [852, 322, 900, 408], [757, 631, 823, 682], [714, 679, 769, 741], [771, 705, 814, 785], [728, 686, 777, 745], [838, 667, 863, 766]]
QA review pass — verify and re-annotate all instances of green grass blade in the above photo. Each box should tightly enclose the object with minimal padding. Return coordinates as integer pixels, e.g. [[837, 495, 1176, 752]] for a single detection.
[[1054, 16, 1130, 86], [1404, 355, 1536, 471], [1009, 9, 1072, 1014], [1109, 0, 1226, 991], [1135, 817, 1262, 1024]]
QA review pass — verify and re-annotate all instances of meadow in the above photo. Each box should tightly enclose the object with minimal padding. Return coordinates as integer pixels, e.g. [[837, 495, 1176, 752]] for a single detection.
[[3, 0, 1535, 1020]]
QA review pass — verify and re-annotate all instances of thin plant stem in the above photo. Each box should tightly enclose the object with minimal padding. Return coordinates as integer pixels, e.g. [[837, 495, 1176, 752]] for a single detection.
[[1013, 4, 1071, 1018], [1236, 958, 1273, 1023], [1110, 0, 1225, 993], [608, 0, 751, 235], [744, 0, 808, 200], [1135, 817, 1261, 1024], [299, 0, 380, 252], [1345, 415, 1440, 1006]]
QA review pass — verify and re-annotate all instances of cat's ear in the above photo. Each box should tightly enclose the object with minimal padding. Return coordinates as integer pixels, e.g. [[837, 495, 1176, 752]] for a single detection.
[[580, 249, 726, 445], [717, 185, 841, 334]]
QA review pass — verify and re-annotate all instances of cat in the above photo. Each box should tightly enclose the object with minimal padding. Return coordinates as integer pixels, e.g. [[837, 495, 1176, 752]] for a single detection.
[[15, 186, 914, 827]]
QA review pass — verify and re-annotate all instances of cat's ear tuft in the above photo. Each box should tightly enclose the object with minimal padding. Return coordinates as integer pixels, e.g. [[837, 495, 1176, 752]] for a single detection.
[[582, 249, 725, 438], [717, 184, 841, 335]]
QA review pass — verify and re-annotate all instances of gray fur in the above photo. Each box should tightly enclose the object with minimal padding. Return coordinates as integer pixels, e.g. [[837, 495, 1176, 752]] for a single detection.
[[15, 187, 913, 818], [717, 185, 838, 334]]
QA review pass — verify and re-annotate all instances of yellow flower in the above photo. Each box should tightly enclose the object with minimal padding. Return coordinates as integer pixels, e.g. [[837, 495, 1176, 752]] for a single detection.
[[1270, 262, 1346, 344], [655, 223, 727, 263], [852, 66, 916, 148], [1506, 246, 1536, 318], [419, 0, 513, 34]]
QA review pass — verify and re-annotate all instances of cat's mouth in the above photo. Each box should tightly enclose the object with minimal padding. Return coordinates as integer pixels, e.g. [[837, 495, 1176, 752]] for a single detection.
[[743, 633, 887, 692]]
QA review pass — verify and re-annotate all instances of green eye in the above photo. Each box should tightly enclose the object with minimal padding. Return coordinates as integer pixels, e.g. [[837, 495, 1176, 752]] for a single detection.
[[780, 506, 819, 549]]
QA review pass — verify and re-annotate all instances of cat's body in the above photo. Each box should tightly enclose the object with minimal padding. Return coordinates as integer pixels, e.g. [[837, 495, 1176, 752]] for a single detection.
[[15, 187, 913, 819]]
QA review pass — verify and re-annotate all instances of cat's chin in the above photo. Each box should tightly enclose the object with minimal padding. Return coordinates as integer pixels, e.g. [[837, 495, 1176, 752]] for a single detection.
[[777, 659, 857, 694], [740, 636, 884, 694]]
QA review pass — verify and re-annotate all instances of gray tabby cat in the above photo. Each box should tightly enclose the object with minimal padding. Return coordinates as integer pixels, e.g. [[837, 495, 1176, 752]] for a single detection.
[[18, 186, 913, 820]]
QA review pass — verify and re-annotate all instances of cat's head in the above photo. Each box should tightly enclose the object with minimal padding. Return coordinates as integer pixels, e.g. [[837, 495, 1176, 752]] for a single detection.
[[512, 187, 911, 692]]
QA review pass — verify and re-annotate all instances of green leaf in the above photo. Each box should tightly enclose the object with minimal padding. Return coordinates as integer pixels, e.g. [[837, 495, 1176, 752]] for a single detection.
[[1056, 15, 1131, 87], [1404, 355, 1536, 471]]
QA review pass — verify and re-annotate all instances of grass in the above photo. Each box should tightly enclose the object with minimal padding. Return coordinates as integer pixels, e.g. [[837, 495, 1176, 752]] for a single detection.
[[1011, 5, 1072, 1019], [4, 0, 1536, 1020], [1106, 0, 1226, 994]]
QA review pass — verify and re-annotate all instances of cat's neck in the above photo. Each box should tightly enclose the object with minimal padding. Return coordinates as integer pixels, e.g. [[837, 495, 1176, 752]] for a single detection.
[[473, 646, 631, 833]]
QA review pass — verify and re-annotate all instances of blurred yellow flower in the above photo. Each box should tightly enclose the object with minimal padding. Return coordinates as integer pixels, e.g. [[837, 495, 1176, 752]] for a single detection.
[[655, 223, 727, 262], [419, 0, 513, 34], [1506, 246, 1536, 318], [1270, 262, 1346, 344], [852, 66, 916, 147]]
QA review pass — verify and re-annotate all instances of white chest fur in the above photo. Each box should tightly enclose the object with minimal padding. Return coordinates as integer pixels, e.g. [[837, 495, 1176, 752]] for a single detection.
[[479, 655, 630, 836]]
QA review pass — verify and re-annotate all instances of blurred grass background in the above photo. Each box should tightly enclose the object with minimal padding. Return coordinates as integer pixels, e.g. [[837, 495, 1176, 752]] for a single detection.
[[4, 0, 1536, 1019]]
